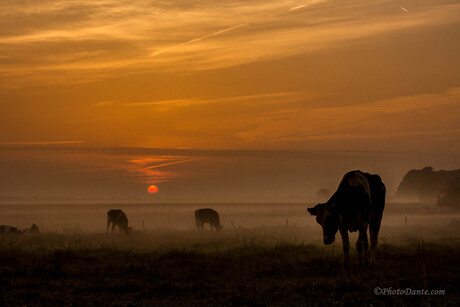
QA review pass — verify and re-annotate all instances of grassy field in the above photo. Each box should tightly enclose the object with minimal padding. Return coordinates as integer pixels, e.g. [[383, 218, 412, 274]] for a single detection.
[[0, 224, 459, 306]]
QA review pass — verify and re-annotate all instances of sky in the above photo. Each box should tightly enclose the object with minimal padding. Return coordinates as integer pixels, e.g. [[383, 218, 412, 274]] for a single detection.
[[0, 0, 459, 202]]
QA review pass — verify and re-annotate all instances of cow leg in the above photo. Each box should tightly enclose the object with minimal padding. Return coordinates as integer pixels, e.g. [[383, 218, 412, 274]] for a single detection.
[[112, 224, 116, 233], [210, 224, 214, 231], [339, 226, 350, 267], [363, 229, 369, 266], [356, 235, 363, 267], [369, 214, 382, 266], [106, 221, 110, 234], [356, 222, 369, 267]]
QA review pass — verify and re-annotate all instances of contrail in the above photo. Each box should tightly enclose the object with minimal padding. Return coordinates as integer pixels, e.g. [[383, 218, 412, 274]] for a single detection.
[[290, 4, 307, 11], [151, 24, 246, 57], [151, 1, 321, 57], [145, 158, 204, 169], [187, 24, 247, 44]]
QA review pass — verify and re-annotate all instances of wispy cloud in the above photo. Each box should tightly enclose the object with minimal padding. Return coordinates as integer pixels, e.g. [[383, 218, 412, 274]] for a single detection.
[[234, 87, 460, 150], [122, 92, 310, 108], [5, 147, 205, 184], [125, 156, 205, 183], [91, 101, 113, 108], [289, 4, 307, 11], [1, 0, 459, 88], [151, 23, 247, 57], [0, 140, 86, 146]]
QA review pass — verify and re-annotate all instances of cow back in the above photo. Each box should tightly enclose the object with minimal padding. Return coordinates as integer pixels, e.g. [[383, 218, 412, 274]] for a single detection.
[[195, 208, 220, 226], [362, 173, 386, 214], [330, 170, 385, 217], [108, 209, 129, 226]]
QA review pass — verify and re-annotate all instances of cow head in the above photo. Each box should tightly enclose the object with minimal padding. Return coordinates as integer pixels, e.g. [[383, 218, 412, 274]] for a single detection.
[[30, 224, 39, 233], [307, 203, 340, 245], [123, 226, 132, 235]]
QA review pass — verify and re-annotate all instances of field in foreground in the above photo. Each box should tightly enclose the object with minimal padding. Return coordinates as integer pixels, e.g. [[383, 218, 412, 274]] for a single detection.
[[0, 225, 459, 306]]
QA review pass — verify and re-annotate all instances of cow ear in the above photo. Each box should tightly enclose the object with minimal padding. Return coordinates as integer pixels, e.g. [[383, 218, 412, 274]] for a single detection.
[[307, 207, 317, 216]]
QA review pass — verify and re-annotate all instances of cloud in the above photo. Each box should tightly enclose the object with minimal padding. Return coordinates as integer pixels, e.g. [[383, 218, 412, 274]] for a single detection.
[[1, 0, 459, 88], [151, 23, 247, 57], [289, 4, 307, 11], [91, 100, 114, 108], [0, 140, 86, 146], [0, 144, 205, 184], [234, 87, 460, 150], [121, 92, 310, 107], [125, 156, 204, 183]]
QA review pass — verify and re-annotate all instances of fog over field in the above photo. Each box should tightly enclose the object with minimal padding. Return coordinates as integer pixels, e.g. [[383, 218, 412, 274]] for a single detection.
[[1, 202, 459, 234], [1, 202, 459, 305], [2, 146, 460, 204]]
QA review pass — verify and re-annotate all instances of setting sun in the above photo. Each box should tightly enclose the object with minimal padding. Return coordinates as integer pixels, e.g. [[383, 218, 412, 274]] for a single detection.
[[148, 185, 159, 194]]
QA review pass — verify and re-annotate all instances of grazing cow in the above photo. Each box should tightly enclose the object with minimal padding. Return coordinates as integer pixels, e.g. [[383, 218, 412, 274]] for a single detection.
[[107, 209, 132, 235], [195, 208, 222, 232], [0, 225, 22, 234], [308, 170, 386, 267], [23, 224, 40, 234]]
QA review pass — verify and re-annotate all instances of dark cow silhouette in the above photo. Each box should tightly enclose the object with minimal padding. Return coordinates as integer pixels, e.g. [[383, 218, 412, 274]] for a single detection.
[[195, 208, 222, 232], [23, 224, 40, 234], [308, 170, 385, 266], [0, 225, 22, 234], [107, 209, 132, 235], [30, 224, 39, 233]]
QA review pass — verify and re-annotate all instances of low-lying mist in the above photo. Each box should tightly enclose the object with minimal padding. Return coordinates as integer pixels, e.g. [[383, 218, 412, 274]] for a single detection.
[[1, 202, 459, 306], [1, 203, 459, 242]]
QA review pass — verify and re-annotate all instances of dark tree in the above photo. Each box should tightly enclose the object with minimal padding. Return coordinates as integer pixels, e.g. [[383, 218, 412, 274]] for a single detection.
[[396, 167, 460, 203], [437, 177, 460, 208]]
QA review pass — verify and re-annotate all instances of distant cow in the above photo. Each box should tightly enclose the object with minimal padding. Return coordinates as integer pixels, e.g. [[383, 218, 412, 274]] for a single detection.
[[195, 208, 222, 232], [107, 209, 132, 235], [23, 224, 40, 234], [0, 225, 22, 234], [308, 170, 386, 267]]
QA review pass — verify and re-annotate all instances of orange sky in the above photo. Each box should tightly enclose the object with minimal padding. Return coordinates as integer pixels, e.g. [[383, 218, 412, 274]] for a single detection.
[[0, 0, 459, 201]]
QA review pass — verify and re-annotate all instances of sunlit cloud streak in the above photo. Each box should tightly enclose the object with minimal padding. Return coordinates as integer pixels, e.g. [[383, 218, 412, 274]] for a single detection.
[[55, 154, 203, 184], [91, 101, 114, 108], [0, 141, 86, 145], [121, 92, 310, 107], [289, 4, 307, 11], [151, 24, 247, 57], [235, 87, 460, 151], [1, 0, 459, 87], [125, 156, 205, 183]]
